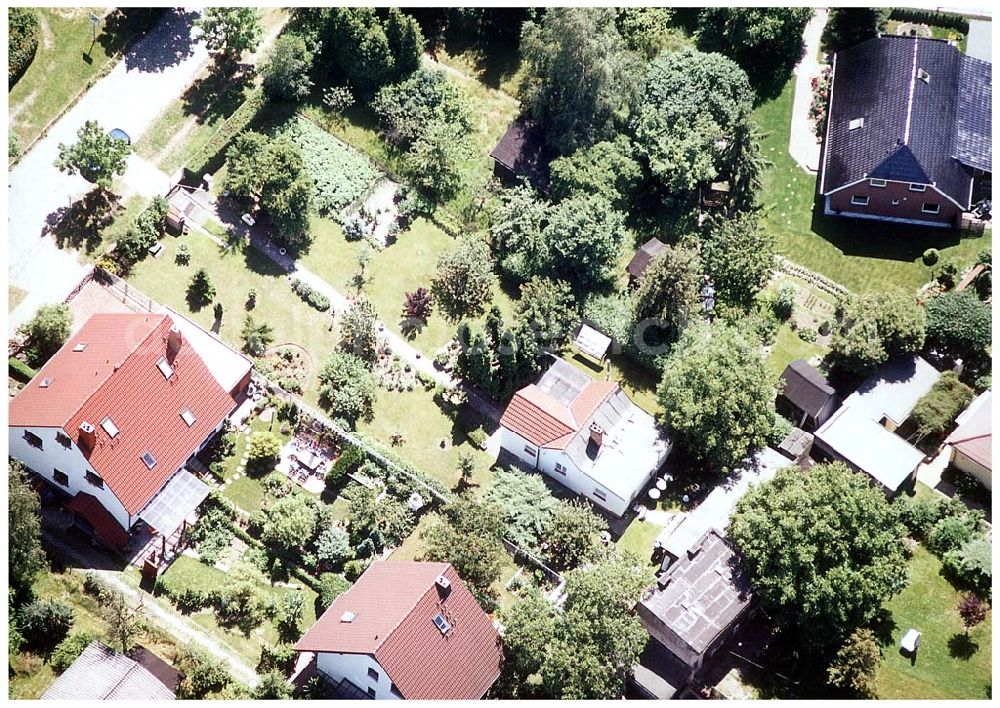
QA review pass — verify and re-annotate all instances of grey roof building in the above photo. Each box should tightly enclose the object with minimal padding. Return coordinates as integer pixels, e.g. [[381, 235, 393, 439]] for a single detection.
[[490, 116, 554, 194], [637, 529, 753, 678], [41, 641, 176, 700], [777, 359, 837, 431], [626, 237, 666, 282]]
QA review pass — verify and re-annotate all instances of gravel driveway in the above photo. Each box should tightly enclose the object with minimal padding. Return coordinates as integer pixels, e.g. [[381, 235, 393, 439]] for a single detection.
[[8, 8, 208, 335]]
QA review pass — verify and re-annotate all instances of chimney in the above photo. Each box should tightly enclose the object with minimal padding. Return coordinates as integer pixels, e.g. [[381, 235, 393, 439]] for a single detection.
[[589, 422, 605, 448], [79, 422, 96, 451], [435, 574, 452, 596], [167, 325, 183, 357]]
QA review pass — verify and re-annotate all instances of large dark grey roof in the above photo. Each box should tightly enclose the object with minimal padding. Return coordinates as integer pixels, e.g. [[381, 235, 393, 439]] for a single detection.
[[41, 641, 175, 700], [822, 36, 990, 207], [490, 117, 554, 193], [779, 359, 835, 419]]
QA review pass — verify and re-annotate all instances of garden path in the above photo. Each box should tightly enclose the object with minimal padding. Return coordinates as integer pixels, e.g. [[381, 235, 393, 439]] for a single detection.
[[9, 9, 209, 336], [788, 9, 828, 173]]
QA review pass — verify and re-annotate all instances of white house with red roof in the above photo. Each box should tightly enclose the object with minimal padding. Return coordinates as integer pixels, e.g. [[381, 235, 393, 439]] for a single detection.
[[946, 390, 992, 490], [8, 312, 252, 552], [498, 357, 672, 516], [294, 561, 503, 700]]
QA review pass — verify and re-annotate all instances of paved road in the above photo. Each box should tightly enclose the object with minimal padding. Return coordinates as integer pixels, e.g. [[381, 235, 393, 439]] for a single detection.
[[788, 9, 828, 174], [8, 8, 209, 335]]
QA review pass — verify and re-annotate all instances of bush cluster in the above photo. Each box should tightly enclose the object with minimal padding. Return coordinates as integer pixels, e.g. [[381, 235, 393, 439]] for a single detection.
[[9, 8, 39, 87], [889, 8, 969, 33], [187, 87, 267, 176], [290, 278, 331, 311]]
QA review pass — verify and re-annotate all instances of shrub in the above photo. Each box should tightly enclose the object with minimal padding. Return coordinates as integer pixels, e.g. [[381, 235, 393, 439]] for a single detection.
[[188, 268, 216, 307], [317, 352, 379, 425], [927, 512, 980, 555], [318, 572, 352, 610], [343, 558, 372, 582], [768, 412, 794, 446], [50, 632, 96, 673], [9, 132, 22, 161], [9, 8, 39, 86], [247, 431, 281, 471], [20, 303, 71, 368], [888, 8, 969, 34], [798, 327, 818, 343], [943, 534, 991, 595], [467, 426, 488, 449], [894, 495, 945, 539], [922, 248, 940, 266], [937, 259, 960, 289], [773, 282, 796, 320], [910, 372, 974, 440], [187, 87, 266, 176], [175, 243, 191, 265], [257, 643, 296, 675], [290, 278, 331, 311], [17, 600, 74, 651], [8, 357, 36, 383]]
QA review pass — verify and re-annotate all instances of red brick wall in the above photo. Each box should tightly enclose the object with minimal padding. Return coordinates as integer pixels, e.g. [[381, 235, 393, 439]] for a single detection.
[[827, 180, 961, 226]]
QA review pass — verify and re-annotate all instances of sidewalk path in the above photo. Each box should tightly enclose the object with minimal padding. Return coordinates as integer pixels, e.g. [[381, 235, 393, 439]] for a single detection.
[[788, 9, 828, 173], [8, 8, 209, 335], [43, 529, 259, 687]]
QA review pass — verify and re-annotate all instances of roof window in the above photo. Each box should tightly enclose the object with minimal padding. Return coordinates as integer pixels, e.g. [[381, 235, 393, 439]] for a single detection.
[[157, 357, 174, 379], [848, 117, 865, 131], [141, 451, 157, 470], [432, 613, 452, 634], [101, 417, 119, 438], [180, 408, 196, 427], [340, 611, 356, 623], [917, 68, 930, 83], [39, 378, 53, 388], [73, 342, 88, 352]]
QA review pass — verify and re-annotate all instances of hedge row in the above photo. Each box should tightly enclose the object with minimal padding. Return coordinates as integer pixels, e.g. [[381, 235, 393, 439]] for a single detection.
[[290, 278, 331, 312], [186, 86, 266, 177], [9, 357, 37, 383], [9, 8, 39, 87], [889, 8, 969, 34]]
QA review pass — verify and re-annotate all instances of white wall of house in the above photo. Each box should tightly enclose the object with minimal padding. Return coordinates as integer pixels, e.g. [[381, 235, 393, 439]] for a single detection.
[[499, 428, 540, 469], [315, 652, 400, 700], [9, 426, 132, 530], [951, 448, 991, 491], [537, 446, 630, 516]]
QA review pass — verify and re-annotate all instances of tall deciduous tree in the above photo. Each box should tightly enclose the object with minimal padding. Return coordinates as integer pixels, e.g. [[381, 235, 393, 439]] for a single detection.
[[616, 7, 678, 59], [700, 211, 775, 308], [540, 552, 649, 699], [549, 135, 643, 210], [317, 351, 379, 425], [514, 276, 579, 364], [421, 495, 507, 611], [431, 236, 497, 320], [657, 321, 775, 473], [488, 185, 548, 282], [830, 293, 927, 376], [632, 241, 704, 349], [55, 120, 131, 190], [497, 587, 557, 692], [728, 463, 908, 651], [695, 7, 813, 99], [539, 194, 628, 292], [9, 460, 47, 602], [196, 8, 262, 59], [338, 295, 379, 364], [323, 8, 424, 98], [520, 8, 640, 155], [19, 303, 71, 368], [925, 290, 992, 364], [261, 34, 314, 101], [631, 49, 760, 213], [544, 500, 607, 572]]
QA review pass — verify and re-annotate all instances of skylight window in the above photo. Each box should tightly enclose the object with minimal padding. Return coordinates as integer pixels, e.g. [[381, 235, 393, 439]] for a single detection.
[[432, 614, 451, 634], [39, 378, 52, 388], [848, 117, 865, 131], [340, 611, 356, 623], [180, 408, 197, 427], [917, 68, 930, 83], [101, 416, 119, 438], [73, 342, 88, 352], [157, 357, 174, 379], [141, 451, 157, 470]]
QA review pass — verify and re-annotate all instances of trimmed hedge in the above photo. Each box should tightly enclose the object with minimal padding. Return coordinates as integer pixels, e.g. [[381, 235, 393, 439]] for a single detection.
[[186, 86, 266, 177], [9, 8, 39, 87], [290, 278, 331, 311], [889, 8, 969, 34], [9, 357, 37, 383]]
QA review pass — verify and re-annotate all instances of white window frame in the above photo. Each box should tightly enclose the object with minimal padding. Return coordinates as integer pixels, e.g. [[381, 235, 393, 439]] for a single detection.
[[848, 117, 865, 130], [523, 445, 537, 457], [554, 462, 567, 476], [53, 469, 69, 486], [180, 408, 197, 427], [593, 488, 607, 502], [101, 416, 119, 438], [909, 183, 927, 192], [85, 470, 104, 489], [921, 202, 941, 214], [851, 195, 870, 206], [891, 198, 901, 206], [869, 178, 887, 188]]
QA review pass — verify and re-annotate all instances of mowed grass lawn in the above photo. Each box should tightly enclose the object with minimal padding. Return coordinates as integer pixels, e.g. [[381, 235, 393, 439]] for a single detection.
[[302, 215, 516, 358], [126, 228, 338, 405], [9, 8, 139, 151], [755, 79, 991, 293], [876, 543, 991, 699]]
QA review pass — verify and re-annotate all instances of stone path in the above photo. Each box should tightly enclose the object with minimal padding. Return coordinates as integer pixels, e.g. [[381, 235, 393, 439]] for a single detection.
[[8, 8, 210, 335], [788, 9, 828, 173]]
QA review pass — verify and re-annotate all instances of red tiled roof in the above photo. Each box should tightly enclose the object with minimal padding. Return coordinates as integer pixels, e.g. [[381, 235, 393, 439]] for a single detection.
[[294, 562, 503, 700], [10, 313, 237, 515], [500, 379, 618, 449], [67, 493, 129, 551]]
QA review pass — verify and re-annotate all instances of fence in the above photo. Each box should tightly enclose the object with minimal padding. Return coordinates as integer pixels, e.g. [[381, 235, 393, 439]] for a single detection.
[[93, 266, 159, 312]]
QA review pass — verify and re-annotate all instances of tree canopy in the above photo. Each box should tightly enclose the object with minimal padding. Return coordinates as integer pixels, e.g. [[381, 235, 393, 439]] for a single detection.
[[9, 460, 47, 602], [548, 135, 643, 210], [520, 8, 640, 155], [538, 194, 628, 292], [19, 303, 71, 368], [55, 120, 131, 190], [695, 7, 813, 99], [431, 236, 497, 320], [925, 290, 992, 364], [822, 8, 889, 53], [632, 241, 704, 349], [657, 321, 775, 473], [484, 467, 559, 551], [700, 212, 775, 309], [317, 351, 379, 425], [830, 293, 927, 376], [261, 34, 314, 101], [196, 8, 262, 59], [728, 463, 908, 651]]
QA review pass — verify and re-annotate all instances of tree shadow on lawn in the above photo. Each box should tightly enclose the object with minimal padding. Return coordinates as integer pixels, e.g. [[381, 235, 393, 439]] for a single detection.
[[181, 64, 252, 126], [810, 206, 974, 265], [869, 606, 899, 647], [948, 632, 979, 660], [43, 188, 121, 254]]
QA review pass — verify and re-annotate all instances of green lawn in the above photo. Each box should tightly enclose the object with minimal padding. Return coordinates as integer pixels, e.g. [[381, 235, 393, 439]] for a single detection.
[[8, 8, 147, 152], [876, 543, 991, 700], [157, 554, 318, 667], [767, 326, 827, 379], [616, 519, 662, 571], [755, 79, 991, 293], [358, 386, 496, 491], [125, 228, 339, 405]]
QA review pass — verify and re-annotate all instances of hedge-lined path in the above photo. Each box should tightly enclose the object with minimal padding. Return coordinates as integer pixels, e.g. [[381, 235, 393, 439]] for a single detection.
[[41, 526, 259, 687], [9, 9, 209, 336]]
